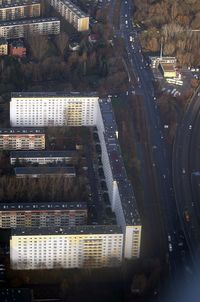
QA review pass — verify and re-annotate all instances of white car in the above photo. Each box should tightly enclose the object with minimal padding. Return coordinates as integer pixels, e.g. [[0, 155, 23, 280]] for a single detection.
[[169, 243, 173, 252]]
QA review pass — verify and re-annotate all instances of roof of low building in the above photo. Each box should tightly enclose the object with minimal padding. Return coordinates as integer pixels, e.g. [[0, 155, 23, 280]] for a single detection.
[[10, 150, 78, 158], [0, 201, 87, 211], [14, 166, 75, 175], [0, 127, 45, 134], [0, 288, 33, 302]]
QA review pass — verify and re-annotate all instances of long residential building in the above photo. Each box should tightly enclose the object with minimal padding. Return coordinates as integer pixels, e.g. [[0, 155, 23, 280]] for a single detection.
[[10, 226, 123, 269], [10, 92, 98, 127], [0, 0, 40, 21], [9, 92, 141, 270], [14, 166, 76, 178], [49, 0, 89, 31], [0, 128, 45, 150], [0, 202, 87, 228], [10, 150, 78, 165], [0, 17, 60, 38]]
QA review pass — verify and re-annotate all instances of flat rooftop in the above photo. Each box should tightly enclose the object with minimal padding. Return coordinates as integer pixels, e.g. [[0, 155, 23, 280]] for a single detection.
[[60, 0, 88, 18], [0, 17, 59, 27], [14, 166, 75, 175], [160, 63, 176, 71], [10, 150, 78, 158], [0, 288, 33, 302], [11, 225, 123, 236], [0, 202, 87, 211], [0, 127, 45, 134], [99, 99, 141, 226], [0, 0, 40, 9], [11, 91, 98, 98]]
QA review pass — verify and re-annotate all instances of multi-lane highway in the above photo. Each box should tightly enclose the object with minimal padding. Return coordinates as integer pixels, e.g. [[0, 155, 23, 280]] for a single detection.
[[119, 0, 182, 269], [173, 87, 200, 263]]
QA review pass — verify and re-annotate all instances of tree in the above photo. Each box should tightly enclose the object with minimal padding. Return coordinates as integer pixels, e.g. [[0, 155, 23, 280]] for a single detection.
[[28, 35, 48, 61], [55, 32, 69, 56]]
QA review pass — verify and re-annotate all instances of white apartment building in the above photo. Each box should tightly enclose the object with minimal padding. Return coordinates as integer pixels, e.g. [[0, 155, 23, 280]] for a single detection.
[[10, 226, 123, 269], [10, 150, 78, 165], [0, 1, 41, 21], [49, 0, 89, 31], [10, 92, 98, 127], [0, 202, 87, 228], [9, 92, 141, 269], [0, 17, 60, 39]]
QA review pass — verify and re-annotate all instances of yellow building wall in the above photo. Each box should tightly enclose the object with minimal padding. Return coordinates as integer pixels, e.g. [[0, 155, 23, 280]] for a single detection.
[[78, 17, 89, 31], [164, 71, 176, 78], [0, 44, 8, 55]]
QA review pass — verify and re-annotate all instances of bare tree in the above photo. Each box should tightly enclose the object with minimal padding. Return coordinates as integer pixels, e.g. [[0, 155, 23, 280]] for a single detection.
[[55, 32, 69, 56], [28, 35, 49, 61]]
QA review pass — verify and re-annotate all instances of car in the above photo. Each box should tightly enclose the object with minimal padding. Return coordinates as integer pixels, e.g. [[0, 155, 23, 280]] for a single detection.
[[182, 168, 186, 174], [163, 174, 166, 179], [164, 125, 169, 129], [168, 243, 173, 252], [168, 234, 171, 242], [189, 125, 192, 130]]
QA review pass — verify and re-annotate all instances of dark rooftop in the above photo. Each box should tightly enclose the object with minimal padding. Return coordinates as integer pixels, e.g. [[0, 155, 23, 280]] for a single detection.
[[0, 17, 59, 27], [11, 225, 123, 236], [0, 0, 39, 9], [10, 150, 78, 158], [12, 91, 98, 98], [0, 127, 45, 134], [61, 0, 89, 18], [0, 202, 87, 211], [0, 37, 7, 44], [0, 288, 33, 302], [14, 166, 75, 175]]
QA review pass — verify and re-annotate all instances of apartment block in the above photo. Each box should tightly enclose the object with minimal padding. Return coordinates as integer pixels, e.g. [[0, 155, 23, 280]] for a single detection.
[[14, 166, 76, 178], [10, 226, 123, 269], [0, 128, 45, 150], [0, 36, 7, 54], [49, 0, 89, 31], [10, 150, 78, 165], [10, 92, 98, 127], [0, 202, 87, 228], [0, 1, 40, 21], [0, 17, 60, 39], [9, 93, 141, 263]]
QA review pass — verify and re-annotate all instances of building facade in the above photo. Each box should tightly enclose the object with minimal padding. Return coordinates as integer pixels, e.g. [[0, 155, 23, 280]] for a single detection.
[[10, 150, 78, 165], [0, 1, 40, 21], [9, 39, 26, 57], [0, 36, 7, 54], [14, 166, 76, 178], [49, 0, 89, 31], [10, 226, 123, 270], [10, 92, 98, 127], [0, 17, 60, 39], [0, 128, 45, 150], [0, 202, 87, 228]]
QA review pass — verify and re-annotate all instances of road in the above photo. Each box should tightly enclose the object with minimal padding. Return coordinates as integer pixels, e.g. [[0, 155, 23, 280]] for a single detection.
[[173, 86, 200, 263], [99, 0, 193, 280]]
